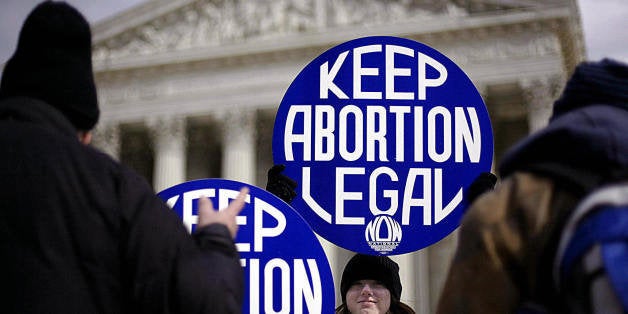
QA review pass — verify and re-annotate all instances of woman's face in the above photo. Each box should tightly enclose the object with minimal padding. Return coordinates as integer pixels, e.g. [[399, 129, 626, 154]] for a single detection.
[[346, 279, 391, 314]]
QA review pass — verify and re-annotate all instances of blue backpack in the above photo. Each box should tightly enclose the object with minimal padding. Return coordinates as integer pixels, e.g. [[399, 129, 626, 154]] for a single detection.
[[553, 182, 628, 313]]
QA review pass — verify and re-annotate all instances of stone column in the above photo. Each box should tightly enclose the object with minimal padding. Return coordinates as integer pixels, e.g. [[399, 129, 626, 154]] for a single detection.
[[520, 76, 563, 133], [92, 122, 120, 160], [148, 116, 187, 192], [221, 109, 256, 184], [475, 84, 496, 171], [392, 253, 418, 310], [415, 249, 431, 314], [317, 236, 342, 306]]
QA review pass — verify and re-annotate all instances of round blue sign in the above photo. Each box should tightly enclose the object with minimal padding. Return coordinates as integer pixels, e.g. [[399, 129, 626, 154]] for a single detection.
[[157, 179, 335, 313], [272, 36, 493, 255]]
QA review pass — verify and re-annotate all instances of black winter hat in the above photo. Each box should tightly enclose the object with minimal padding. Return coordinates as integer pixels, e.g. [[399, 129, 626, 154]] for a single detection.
[[0, 1, 99, 130], [551, 58, 628, 120], [340, 254, 402, 304]]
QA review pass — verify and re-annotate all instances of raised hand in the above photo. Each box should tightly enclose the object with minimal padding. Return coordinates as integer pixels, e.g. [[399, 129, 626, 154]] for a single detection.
[[197, 187, 249, 239]]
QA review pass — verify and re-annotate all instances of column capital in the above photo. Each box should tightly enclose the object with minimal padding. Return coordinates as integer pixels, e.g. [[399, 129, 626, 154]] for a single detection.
[[519, 75, 565, 100], [519, 75, 565, 133], [217, 109, 255, 133], [146, 115, 188, 145]]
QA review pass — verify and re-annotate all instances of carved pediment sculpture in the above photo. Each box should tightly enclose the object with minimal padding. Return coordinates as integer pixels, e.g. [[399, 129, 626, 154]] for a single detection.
[[93, 0, 470, 61]]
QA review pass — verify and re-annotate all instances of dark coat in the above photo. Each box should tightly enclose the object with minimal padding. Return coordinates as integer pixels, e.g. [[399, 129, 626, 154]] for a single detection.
[[437, 59, 628, 313], [0, 97, 243, 313], [437, 106, 628, 314]]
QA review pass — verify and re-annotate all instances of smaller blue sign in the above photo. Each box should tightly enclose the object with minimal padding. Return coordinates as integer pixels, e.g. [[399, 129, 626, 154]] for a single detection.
[[157, 179, 335, 314]]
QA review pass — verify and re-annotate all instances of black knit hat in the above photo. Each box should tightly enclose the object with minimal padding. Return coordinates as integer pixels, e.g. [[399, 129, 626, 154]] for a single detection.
[[340, 254, 402, 304], [551, 58, 628, 120], [0, 1, 99, 130]]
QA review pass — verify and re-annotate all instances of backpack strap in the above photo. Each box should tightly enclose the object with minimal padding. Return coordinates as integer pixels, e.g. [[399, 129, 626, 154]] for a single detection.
[[553, 182, 628, 313]]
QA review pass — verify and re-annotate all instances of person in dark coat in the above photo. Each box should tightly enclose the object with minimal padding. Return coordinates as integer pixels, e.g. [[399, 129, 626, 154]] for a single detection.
[[436, 58, 628, 313], [0, 1, 247, 313]]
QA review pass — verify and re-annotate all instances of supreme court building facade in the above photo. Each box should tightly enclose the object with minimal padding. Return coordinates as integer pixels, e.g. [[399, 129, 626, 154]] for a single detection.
[[90, 0, 585, 311]]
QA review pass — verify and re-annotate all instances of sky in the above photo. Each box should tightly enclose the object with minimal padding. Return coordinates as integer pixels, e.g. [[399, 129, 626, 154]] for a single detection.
[[0, 0, 627, 65]]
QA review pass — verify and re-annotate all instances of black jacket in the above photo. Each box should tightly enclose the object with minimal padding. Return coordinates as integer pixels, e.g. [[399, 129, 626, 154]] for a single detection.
[[0, 97, 243, 313]]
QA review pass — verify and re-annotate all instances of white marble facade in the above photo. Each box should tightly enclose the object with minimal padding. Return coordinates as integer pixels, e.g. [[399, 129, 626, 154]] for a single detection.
[[90, 0, 585, 312]]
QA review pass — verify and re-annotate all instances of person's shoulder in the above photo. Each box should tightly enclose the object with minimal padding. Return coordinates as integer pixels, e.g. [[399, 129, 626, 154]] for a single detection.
[[82, 144, 154, 193], [81, 145, 123, 175]]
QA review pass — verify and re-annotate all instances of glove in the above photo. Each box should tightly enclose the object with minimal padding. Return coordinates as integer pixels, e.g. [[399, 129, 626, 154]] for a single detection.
[[266, 164, 298, 204], [465, 172, 497, 204]]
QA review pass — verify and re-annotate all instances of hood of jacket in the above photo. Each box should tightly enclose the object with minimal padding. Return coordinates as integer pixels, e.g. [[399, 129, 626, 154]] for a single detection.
[[499, 59, 628, 193]]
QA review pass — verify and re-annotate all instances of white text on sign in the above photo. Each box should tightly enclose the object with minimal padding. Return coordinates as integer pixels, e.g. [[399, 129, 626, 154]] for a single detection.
[[165, 188, 324, 314], [320, 44, 448, 100], [300, 167, 462, 225], [283, 42, 480, 228], [284, 105, 481, 163]]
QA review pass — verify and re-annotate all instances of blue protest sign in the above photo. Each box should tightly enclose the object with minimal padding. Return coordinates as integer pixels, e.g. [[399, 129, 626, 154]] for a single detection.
[[157, 179, 335, 313], [272, 36, 493, 255]]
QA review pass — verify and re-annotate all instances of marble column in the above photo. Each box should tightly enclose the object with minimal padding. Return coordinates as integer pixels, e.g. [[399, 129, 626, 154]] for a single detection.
[[475, 84, 496, 171], [221, 109, 256, 184], [148, 116, 187, 192], [415, 249, 431, 314], [391, 253, 418, 310], [317, 236, 342, 306], [520, 76, 563, 134], [92, 122, 120, 160]]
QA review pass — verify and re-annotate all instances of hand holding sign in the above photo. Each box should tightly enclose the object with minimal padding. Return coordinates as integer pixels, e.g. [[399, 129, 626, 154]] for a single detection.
[[198, 187, 249, 239], [266, 164, 298, 204]]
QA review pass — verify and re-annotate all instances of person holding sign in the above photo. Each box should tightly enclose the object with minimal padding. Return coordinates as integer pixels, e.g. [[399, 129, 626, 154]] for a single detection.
[[335, 254, 415, 314], [0, 2, 248, 313]]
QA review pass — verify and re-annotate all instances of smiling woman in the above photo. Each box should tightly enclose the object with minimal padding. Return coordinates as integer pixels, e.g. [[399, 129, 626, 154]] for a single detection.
[[335, 254, 415, 314], [346, 280, 392, 314]]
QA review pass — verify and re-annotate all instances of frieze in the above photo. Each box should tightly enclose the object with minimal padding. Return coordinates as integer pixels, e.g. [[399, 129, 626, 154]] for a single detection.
[[93, 0, 465, 61]]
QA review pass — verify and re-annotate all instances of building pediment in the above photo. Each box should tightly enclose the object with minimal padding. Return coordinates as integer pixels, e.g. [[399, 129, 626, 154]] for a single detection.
[[92, 0, 583, 77], [92, 0, 475, 63]]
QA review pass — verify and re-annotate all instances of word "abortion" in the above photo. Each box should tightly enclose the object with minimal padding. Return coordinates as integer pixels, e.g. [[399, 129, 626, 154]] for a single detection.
[[284, 105, 481, 163]]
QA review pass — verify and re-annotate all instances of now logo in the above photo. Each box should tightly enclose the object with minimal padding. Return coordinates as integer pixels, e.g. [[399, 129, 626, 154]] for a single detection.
[[365, 215, 402, 254]]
